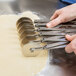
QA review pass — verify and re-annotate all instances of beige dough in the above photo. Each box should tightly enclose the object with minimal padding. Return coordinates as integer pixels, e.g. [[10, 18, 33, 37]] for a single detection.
[[0, 11, 47, 76]]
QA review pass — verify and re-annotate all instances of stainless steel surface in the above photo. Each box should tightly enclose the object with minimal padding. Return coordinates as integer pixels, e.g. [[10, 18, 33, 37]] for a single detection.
[[0, 0, 57, 19]]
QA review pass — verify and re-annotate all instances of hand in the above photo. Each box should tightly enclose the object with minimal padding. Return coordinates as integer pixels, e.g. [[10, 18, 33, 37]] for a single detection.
[[65, 34, 76, 54], [46, 3, 76, 28]]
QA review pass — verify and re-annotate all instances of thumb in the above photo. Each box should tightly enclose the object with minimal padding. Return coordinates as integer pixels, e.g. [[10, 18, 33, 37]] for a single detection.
[[46, 16, 62, 28], [65, 34, 76, 41]]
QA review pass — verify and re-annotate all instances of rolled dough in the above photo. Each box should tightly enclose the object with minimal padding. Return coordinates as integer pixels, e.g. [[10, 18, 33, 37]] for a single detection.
[[0, 11, 47, 76]]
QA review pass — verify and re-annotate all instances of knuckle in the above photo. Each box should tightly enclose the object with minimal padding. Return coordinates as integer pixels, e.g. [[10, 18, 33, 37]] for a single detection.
[[60, 17, 67, 23], [63, 18, 67, 22], [59, 18, 63, 22]]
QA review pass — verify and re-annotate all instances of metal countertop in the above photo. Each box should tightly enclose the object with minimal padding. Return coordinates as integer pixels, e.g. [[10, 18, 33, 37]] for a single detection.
[[0, 0, 57, 19]]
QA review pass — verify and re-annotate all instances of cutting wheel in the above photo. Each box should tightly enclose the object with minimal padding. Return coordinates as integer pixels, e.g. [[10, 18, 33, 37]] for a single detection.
[[16, 17, 46, 57]]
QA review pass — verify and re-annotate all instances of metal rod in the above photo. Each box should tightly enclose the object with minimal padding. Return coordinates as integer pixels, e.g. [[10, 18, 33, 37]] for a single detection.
[[42, 38, 67, 42], [35, 23, 46, 27], [40, 31, 65, 36], [30, 42, 68, 51], [30, 47, 44, 52], [49, 45, 66, 50], [45, 42, 68, 49], [36, 27, 62, 31]]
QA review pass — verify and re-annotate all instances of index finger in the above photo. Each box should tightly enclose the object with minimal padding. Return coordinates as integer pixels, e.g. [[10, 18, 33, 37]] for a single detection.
[[46, 16, 62, 28]]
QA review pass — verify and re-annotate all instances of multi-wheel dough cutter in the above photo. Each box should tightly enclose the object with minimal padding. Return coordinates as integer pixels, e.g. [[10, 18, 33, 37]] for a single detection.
[[16, 17, 76, 57]]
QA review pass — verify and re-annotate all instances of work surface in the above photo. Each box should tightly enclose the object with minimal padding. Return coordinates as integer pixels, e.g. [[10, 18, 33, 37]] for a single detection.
[[0, 0, 57, 19]]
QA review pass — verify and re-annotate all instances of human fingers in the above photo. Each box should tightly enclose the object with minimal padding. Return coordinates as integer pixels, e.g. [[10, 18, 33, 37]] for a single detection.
[[50, 10, 61, 20], [65, 34, 76, 41], [46, 15, 62, 28], [65, 38, 76, 54]]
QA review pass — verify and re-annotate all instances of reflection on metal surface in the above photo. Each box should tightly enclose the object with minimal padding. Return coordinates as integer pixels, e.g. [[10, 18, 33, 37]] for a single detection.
[[0, 0, 57, 18], [0, 0, 15, 2]]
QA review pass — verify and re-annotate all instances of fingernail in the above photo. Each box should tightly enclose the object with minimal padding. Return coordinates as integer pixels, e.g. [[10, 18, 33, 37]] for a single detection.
[[46, 23, 51, 28]]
